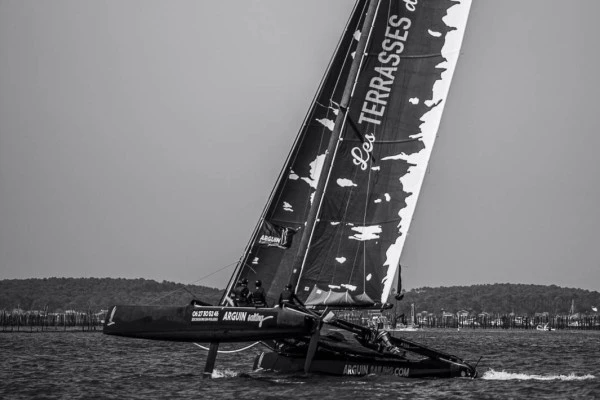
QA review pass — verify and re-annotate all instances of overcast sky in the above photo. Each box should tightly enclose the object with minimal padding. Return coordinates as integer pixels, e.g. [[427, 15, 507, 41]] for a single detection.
[[1, 1, 599, 292]]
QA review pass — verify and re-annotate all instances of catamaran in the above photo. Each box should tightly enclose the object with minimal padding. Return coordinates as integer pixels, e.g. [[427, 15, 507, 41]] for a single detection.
[[104, 0, 476, 379]]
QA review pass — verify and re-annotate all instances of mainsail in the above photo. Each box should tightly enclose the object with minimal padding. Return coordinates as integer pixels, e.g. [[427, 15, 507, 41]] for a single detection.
[[226, 0, 471, 307]]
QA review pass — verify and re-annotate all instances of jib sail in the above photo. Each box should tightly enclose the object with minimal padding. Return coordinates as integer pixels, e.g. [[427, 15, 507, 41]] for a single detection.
[[224, 1, 370, 306]]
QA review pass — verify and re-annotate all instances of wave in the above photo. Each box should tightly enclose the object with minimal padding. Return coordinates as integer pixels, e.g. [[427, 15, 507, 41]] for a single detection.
[[211, 368, 239, 378], [482, 369, 595, 381]]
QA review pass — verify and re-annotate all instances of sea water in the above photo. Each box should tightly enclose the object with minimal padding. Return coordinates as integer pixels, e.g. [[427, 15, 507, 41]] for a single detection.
[[1, 329, 598, 399]]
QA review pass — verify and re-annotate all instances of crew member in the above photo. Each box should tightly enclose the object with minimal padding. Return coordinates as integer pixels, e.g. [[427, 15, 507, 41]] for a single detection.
[[232, 278, 250, 306], [278, 284, 304, 308], [251, 280, 267, 308]]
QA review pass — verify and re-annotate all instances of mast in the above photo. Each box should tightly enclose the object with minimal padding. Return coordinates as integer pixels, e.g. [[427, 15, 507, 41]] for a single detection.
[[288, 0, 380, 291]]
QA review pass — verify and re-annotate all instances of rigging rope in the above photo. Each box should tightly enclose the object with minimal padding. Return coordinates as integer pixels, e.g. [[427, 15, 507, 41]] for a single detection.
[[193, 342, 261, 353], [147, 261, 238, 305]]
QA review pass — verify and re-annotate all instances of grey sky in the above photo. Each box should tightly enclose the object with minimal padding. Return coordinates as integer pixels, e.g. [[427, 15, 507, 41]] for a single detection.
[[1, 1, 598, 292]]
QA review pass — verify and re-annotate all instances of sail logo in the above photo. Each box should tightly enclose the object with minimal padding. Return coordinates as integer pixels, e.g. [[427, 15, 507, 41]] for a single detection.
[[372, 365, 410, 377], [247, 313, 274, 328], [356, 15, 411, 127], [343, 364, 410, 377], [258, 223, 296, 249], [192, 310, 219, 318], [192, 310, 219, 317], [222, 311, 247, 321], [343, 364, 370, 375], [220, 311, 275, 327], [351, 133, 376, 170], [352, 15, 411, 170], [403, 0, 418, 12], [259, 235, 282, 246], [192, 310, 220, 322]]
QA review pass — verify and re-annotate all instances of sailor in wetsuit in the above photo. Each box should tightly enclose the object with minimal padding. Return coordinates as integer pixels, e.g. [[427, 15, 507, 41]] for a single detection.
[[278, 284, 304, 308], [232, 278, 250, 306], [250, 280, 267, 308], [355, 325, 403, 356]]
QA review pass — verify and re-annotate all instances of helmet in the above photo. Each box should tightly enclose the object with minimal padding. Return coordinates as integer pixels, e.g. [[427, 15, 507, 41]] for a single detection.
[[255, 280, 262, 286]]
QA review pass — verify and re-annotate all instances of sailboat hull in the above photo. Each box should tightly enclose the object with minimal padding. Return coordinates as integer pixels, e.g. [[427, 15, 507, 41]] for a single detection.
[[255, 351, 472, 378], [103, 305, 314, 342], [254, 327, 477, 379]]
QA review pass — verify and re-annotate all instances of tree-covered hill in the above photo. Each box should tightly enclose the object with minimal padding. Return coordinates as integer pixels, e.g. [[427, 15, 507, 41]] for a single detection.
[[0, 278, 224, 313], [396, 283, 600, 316], [1, 279, 599, 316]]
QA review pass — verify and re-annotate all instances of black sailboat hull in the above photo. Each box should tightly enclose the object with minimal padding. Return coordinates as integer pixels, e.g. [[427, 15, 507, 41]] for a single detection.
[[103, 305, 314, 342], [254, 327, 477, 379], [255, 351, 473, 378]]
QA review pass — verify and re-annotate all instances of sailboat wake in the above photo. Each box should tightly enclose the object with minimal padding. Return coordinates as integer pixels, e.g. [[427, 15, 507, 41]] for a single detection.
[[210, 369, 242, 379], [481, 370, 596, 381]]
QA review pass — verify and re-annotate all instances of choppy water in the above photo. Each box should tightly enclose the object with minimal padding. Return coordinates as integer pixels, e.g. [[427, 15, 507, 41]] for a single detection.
[[1, 329, 598, 399]]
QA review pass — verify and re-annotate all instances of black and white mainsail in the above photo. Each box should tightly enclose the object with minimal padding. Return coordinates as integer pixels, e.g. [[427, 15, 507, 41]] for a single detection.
[[226, 0, 471, 307]]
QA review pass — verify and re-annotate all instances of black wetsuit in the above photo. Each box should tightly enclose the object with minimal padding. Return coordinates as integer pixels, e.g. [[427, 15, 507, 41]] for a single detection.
[[278, 288, 303, 307], [251, 287, 267, 307], [232, 284, 250, 306]]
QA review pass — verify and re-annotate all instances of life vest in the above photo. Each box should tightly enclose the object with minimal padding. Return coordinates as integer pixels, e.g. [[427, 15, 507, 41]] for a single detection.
[[252, 287, 266, 306], [279, 289, 294, 303], [233, 285, 249, 305]]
